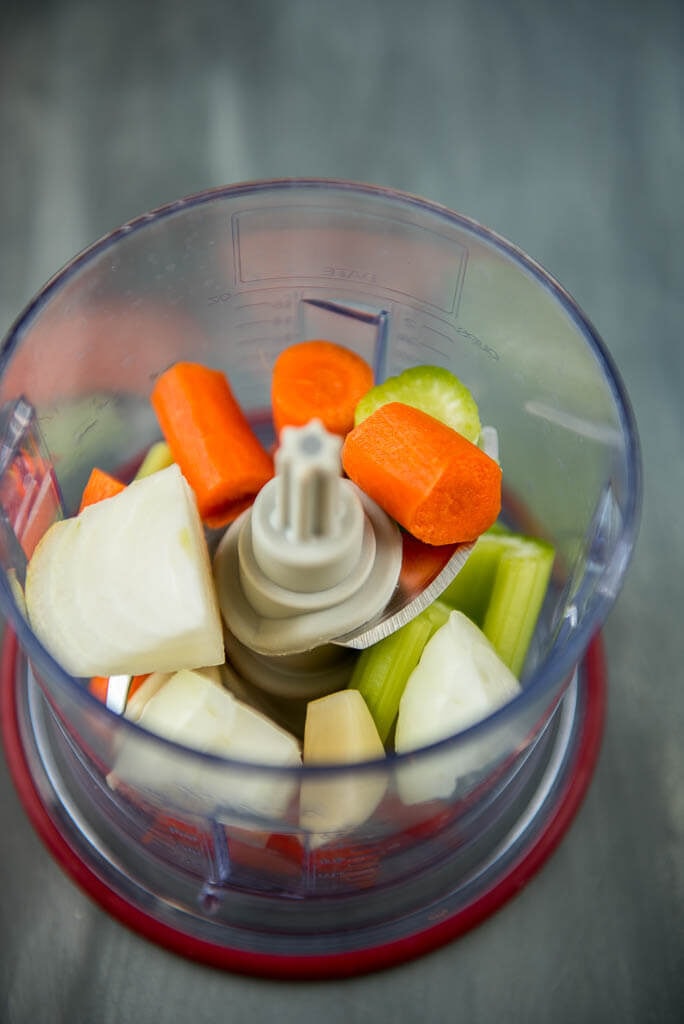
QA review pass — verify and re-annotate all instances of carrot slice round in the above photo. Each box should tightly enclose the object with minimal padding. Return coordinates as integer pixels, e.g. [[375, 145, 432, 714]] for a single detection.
[[271, 339, 374, 438]]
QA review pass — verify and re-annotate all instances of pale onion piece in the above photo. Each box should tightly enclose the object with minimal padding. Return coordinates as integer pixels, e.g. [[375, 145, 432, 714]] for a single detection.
[[125, 665, 222, 722], [136, 669, 301, 763], [123, 670, 174, 721], [300, 689, 387, 844], [303, 689, 385, 763], [24, 517, 85, 670], [25, 464, 224, 677], [395, 611, 521, 751], [111, 668, 301, 821], [7, 568, 27, 619], [395, 610, 521, 804], [219, 661, 308, 740], [70, 466, 223, 672]]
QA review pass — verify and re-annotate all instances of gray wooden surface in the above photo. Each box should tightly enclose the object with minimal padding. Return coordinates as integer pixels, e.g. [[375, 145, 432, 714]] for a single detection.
[[1, 0, 682, 1021]]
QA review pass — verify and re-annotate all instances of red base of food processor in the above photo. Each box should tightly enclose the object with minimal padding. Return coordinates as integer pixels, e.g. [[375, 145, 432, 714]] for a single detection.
[[1, 630, 606, 980]]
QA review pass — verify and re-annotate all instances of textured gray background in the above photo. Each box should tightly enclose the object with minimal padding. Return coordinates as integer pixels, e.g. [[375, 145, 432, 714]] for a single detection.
[[1, 0, 682, 1021]]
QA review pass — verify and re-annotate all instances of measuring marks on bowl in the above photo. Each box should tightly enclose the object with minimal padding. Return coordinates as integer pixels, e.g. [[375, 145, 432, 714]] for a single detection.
[[206, 285, 488, 408]]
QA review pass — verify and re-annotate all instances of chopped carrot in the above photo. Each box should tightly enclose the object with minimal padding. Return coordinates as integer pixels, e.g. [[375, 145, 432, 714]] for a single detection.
[[78, 467, 126, 513], [128, 673, 151, 700], [89, 675, 110, 702], [89, 672, 150, 704], [150, 361, 274, 528], [271, 339, 374, 438], [341, 402, 501, 545]]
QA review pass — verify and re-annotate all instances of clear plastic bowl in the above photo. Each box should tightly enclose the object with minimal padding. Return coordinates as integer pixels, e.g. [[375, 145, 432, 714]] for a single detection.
[[0, 180, 640, 976]]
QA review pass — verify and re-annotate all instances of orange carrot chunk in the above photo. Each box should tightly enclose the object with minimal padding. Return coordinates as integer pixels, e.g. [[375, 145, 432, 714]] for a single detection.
[[79, 467, 126, 513], [128, 673, 151, 700], [151, 361, 274, 528], [271, 339, 374, 438], [342, 402, 501, 546], [89, 675, 110, 703]]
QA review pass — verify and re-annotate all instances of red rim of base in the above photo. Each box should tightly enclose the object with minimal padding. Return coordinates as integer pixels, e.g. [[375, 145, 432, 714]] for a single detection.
[[1, 630, 606, 980]]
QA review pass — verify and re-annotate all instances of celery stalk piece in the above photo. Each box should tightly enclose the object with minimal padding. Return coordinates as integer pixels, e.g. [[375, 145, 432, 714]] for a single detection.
[[441, 529, 555, 677], [134, 440, 174, 479], [354, 365, 482, 443], [349, 600, 450, 744], [483, 538, 555, 677], [439, 533, 506, 626]]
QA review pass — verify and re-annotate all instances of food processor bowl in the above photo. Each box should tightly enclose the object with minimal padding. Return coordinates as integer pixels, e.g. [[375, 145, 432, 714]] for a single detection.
[[0, 180, 640, 977]]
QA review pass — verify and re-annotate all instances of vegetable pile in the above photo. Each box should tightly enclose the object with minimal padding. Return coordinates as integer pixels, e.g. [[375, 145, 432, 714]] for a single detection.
[[23, 338, 555, 827]]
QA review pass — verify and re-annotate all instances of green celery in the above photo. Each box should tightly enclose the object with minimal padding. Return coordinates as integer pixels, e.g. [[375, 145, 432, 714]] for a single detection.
[[483, 538, 555, 677], [441, 528, 555, 677], [349, 600, 450, 744], [439, 533, 506, 626]]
